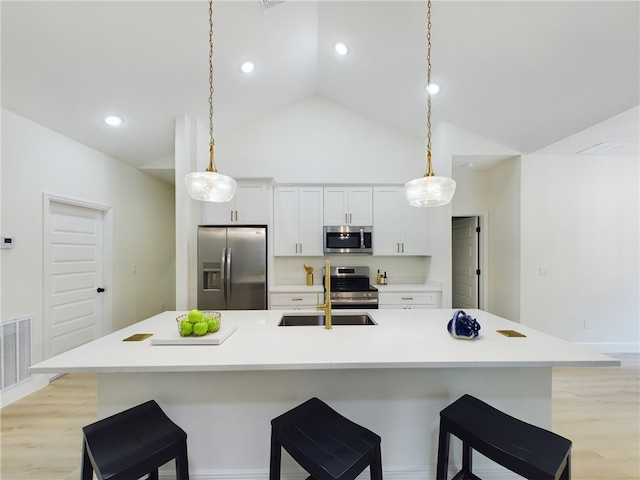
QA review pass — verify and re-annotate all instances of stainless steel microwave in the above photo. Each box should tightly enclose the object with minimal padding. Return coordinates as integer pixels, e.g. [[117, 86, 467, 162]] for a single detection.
[[323, 226, 373, 254]]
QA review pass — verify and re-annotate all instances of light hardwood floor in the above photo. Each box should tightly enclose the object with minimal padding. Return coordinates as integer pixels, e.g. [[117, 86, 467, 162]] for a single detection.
[[1, 354, 638, 480]]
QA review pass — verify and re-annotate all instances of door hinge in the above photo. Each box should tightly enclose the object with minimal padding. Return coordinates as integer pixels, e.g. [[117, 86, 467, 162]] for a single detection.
[[476, 269, 481, 276], [476, 226, 481, 233]]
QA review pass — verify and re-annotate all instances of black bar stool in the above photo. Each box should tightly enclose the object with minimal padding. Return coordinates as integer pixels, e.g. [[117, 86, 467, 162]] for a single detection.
[[436, 394, 571, 480], [270, 397, 383, 480], [81, 399, 189, 480]]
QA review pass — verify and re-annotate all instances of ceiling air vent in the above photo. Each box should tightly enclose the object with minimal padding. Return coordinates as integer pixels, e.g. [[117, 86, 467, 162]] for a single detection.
[[577, 142, 625, 155], [261, 0, 284, 10]]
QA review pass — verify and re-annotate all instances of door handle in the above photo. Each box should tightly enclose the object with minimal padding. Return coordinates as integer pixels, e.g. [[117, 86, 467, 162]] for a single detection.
[[97, 287, 105, 293], [226, 248, 232, 301], [221, 248, 227, 302]]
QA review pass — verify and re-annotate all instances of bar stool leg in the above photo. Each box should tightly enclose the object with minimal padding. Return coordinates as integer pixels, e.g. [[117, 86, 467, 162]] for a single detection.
[[269, 432, 282, 480], [370, 444, 383, 480], [81, 441, 93, 480], [560, 457, 571, 480], [436, 424, 450, 480], [175, 443, 190, 480], [461, 440, 472, 476]]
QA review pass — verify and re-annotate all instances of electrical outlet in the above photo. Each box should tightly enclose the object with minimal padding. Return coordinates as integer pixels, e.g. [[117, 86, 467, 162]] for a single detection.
[[538, 266, 549, 276], [584, 318, 592, 329], [132, 264, 137, 274]]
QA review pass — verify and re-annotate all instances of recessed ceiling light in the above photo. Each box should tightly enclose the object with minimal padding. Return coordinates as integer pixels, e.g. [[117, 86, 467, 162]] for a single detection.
[[104, 115, 123, 127], [334, 42, 349, 56], [240, 61, 255, 74], [426, 83, 440, 95]]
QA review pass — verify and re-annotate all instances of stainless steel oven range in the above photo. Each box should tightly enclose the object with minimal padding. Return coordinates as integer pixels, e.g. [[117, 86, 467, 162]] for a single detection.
[[323, 266, 378, 309]]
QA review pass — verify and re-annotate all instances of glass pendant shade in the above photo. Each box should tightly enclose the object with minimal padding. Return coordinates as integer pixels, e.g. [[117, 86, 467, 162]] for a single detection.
[[404, 174, 456, 207], [185, 171, 237, 202], [185, 0, 236, 203], [405, 0, 456, 208]]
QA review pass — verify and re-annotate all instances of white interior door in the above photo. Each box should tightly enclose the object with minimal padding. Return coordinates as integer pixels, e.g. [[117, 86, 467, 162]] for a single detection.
[[452, 216, 479, 309], [44, 199, 105, 358]]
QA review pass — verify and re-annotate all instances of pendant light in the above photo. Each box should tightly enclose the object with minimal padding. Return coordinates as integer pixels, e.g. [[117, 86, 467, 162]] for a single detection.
[[185, 0, 237, 202], [404, 0, 456, 207]]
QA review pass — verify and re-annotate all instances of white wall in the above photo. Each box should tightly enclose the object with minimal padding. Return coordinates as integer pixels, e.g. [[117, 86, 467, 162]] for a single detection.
[[218, 95, 425, 183], [176, 95, 455, 304], [486, 158, 521, 320], [1, 109, 176, 366], [520, 154, 639, 350]]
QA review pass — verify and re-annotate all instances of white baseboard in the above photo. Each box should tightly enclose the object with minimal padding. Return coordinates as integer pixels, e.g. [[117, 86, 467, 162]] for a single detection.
[[575, 342, 640, 354], [1, 374, 52, 408]]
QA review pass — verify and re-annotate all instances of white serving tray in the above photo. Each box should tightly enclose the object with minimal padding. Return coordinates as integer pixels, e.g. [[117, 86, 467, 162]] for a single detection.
[[150, 326, 237, 345]]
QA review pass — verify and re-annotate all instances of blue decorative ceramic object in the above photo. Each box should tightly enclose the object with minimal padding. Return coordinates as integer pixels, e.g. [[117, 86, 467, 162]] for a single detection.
[[447, 310, 481, 340]]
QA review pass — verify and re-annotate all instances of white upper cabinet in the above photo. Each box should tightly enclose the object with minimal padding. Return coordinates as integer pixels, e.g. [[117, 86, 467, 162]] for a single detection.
[[202, 181, 271, 225], [373, 186, 430, 255], [323, 187, 373, 226], [273, 186, 324, 256]]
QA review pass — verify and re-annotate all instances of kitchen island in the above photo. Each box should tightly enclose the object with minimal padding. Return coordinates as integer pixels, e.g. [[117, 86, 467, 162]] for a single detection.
[[31, 309, 617, 479]]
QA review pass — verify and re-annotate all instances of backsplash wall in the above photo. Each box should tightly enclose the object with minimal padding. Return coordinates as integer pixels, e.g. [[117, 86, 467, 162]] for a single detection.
[[272, 256, 431, 286]]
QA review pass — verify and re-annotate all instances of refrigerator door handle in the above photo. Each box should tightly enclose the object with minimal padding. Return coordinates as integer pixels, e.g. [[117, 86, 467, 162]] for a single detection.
[[221, 247, 227, 303], [226, 247, 232, 302]]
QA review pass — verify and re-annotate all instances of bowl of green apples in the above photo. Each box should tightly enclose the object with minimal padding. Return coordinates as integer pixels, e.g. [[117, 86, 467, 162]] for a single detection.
[[177, 309, 221, 337]]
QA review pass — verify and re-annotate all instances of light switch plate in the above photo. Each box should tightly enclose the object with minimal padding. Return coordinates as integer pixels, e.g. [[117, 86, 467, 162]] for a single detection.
[[0, 237, 15, 249]]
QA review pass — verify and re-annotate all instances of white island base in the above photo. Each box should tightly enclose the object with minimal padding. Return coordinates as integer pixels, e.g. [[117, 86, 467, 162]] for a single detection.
[[31, 309, 617, 480], [100, 367, 550, 479]]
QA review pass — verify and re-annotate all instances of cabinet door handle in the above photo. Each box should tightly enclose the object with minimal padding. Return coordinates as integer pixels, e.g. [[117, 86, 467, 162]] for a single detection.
[[401, 243, 405, 253], [291, 298, 303, 301], [349, 213, 352, 224], [299, 243, 303, 253], [397, 243, 400, 253], [402, 297, 414, 300], [235, 210, 238, 222]]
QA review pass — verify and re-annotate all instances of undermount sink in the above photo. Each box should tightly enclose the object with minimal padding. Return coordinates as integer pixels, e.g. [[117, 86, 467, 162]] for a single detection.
[[278, 314, 377, 326]]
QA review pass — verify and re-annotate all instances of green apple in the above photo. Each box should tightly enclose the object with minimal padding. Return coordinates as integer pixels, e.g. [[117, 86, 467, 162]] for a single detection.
[[179, 321, 193, 337], [187, 309, 203, 323], [193, 321, 208, 336], [207, 318, 220, 333]]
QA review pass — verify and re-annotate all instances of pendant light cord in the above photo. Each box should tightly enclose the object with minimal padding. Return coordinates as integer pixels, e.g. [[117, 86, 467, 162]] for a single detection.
[[425, 0, 434, 177], [207, 0, 217, 173]]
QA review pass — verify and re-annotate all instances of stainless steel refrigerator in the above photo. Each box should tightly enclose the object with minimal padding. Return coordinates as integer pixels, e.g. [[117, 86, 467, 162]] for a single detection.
[[197, 226, 268, 310]]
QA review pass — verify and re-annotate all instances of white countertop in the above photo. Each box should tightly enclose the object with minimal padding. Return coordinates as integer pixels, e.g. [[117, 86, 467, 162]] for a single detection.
[[271, 282, 442, 293], [30, 309, 618, 374], [270, 284, 324, 293], [375, 283, 442, 292]]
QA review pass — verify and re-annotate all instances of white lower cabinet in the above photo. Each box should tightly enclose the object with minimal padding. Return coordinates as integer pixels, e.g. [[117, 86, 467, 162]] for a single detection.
[[270, 292, 320, 311], [378, 291, 441, 309]]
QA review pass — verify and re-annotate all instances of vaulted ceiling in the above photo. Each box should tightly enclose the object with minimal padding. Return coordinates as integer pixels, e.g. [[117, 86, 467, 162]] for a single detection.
[[2, 1, 638, 177]]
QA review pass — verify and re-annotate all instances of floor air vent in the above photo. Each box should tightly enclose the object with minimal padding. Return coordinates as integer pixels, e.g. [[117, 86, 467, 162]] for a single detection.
[[261, 0, 284, 11], [1, 315, 33, 390]]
